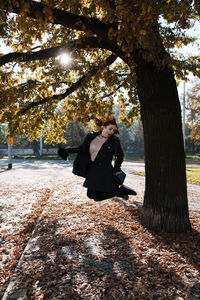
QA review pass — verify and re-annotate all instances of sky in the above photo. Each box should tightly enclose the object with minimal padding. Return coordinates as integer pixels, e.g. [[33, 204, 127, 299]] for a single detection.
[[176, 20, 200, 96]]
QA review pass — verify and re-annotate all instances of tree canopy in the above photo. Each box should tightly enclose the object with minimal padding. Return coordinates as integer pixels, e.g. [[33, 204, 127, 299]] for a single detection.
[[0, 0, 199, 143]]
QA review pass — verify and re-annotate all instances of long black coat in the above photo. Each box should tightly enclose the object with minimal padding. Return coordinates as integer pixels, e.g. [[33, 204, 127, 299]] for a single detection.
[[67, 131, 124, 193]]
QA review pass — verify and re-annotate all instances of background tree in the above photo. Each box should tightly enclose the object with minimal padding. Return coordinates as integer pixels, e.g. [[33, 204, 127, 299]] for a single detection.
[[185, 125, 200, 153], [186, 79, 200, 152], [64, 120, 88, 147], [118, 123, 133, 153], [0, 0, 199, 232], [113, 105, 134, 153], [131, 120, 144, 155], [31, 139, 40, 157], [0, 125, 7, 147]]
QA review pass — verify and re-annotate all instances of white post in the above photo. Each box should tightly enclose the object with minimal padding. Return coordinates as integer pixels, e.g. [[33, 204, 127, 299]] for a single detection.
[[40, 134, 43, 158], [8, 144, 12, 169]]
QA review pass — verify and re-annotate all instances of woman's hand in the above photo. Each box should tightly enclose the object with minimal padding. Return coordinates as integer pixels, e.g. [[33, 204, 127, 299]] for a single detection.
[[115, 171, 122, 175], [58, 148, 69, 160]]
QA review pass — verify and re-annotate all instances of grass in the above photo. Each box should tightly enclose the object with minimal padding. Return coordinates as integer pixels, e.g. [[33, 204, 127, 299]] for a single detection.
[[131, 171, 145, 177], [131, 167, 200, 185], [186, 154, 200, 162], [125, 153, 200, 162], [124, 153, 144, 161], [186, 167, 200, 185]]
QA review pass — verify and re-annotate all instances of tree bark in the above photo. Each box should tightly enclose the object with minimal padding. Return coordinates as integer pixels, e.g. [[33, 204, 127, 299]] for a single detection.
[[135, 59, 191, 233]]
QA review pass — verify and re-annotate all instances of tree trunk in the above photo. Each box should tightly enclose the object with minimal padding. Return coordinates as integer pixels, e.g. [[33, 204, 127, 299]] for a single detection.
[[135, 59, 191, 233]]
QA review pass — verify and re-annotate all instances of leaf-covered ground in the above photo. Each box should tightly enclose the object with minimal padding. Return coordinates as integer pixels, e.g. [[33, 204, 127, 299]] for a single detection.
[[0, 162, 200, 299]]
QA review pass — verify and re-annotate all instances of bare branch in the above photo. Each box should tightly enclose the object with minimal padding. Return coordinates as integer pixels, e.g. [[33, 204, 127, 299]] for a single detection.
[[115, 72, 129, 77], [19, 54, 117, 114], [31, 45, 41, 51], [0, 37, 115, 66], [100, 83, 124, 100], [106, 0, 117, 10]]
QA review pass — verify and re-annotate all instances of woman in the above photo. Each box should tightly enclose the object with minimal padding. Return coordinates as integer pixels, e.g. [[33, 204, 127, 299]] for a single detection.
[[58, 117, 136, 201]]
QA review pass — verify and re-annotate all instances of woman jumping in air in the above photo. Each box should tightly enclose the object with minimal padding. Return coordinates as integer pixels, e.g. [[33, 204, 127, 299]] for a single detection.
[[58, 116, 136, 201]]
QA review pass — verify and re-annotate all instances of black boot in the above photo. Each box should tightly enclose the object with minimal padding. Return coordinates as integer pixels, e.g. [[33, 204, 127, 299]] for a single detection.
[[120, 185, 137, 196], [115, 188, 129, 200]]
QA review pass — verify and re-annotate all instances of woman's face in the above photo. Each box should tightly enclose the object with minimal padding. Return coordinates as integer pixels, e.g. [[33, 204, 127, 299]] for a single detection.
[[102, 124, 117, 138]]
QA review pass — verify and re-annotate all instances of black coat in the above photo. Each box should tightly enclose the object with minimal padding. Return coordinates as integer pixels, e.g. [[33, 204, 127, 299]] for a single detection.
[[67, 131, 124, 193]]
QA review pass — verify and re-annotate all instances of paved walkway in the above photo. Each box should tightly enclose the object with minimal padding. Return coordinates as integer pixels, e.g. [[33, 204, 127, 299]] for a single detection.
[[0, 159, 199, 299], [1, 159, 199, 211]]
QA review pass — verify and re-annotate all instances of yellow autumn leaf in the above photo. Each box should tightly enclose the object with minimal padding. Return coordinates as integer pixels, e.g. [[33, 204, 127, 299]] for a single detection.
[[139, 30, 147, 36]]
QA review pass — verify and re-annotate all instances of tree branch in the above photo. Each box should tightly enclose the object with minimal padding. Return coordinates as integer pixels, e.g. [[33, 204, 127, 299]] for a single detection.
[[19, 54, 117, 114], [115, 72, 129, 77], [100, 83, 124, 100], [0, 1, 127, 64], [0, 0, 111, 39], [0, 37, 115, 66], [106, 0, 117, 10]]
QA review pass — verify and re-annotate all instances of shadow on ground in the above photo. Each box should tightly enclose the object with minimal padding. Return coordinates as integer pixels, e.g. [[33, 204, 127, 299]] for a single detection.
[[6, 199, 200, 300]]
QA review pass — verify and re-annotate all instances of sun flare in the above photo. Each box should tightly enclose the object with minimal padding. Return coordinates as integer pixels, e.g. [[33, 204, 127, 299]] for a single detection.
[[59, 53, 72, 65]]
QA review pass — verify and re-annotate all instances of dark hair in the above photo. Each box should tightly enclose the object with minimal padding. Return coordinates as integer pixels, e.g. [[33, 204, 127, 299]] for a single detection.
[[95, 116, 119, 134]]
